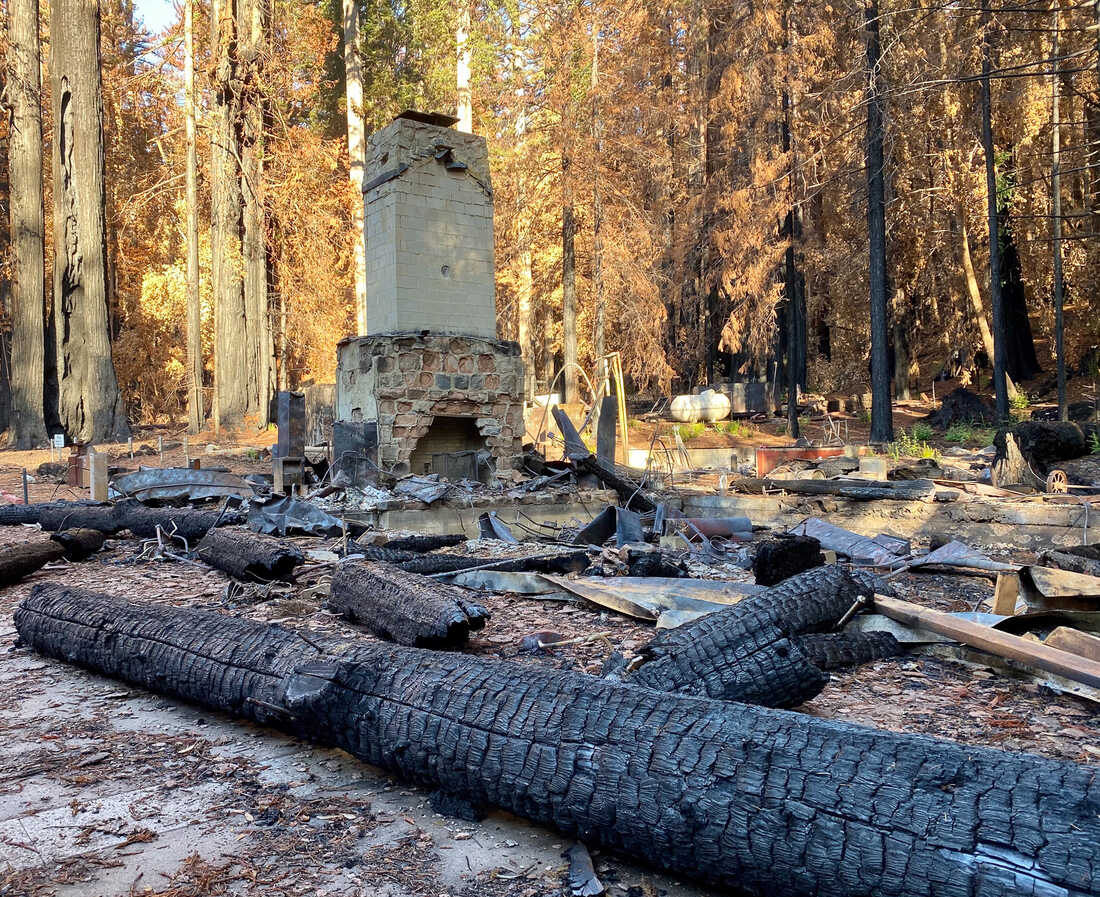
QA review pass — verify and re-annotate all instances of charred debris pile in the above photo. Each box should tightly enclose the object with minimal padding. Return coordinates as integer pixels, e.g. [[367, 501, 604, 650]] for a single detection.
[[4, 409, 1100, 897]]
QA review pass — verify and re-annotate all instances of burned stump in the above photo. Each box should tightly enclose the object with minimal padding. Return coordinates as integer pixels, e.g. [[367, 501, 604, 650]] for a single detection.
[[328, 560, 489, 648], [628, 565, 869, 707], [995, 421, 1088, 473], [15, 584, 1100, 897], [197, 528, 304, 581], [924, 387, 995, 429], [752, 534, 824, 586]]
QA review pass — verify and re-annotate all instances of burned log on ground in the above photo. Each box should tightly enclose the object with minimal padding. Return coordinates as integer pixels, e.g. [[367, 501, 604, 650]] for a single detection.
[[361, 548, 592, 577], [328, 560, 489, 647], [924, 387, 996, 429], [1040, 546, 1100, 578], [628, 565, 870, 707], [15, 584, 1100, 897], [197, 528, 304, 581], [0, 528, 106, 586], [752, 534, 824, 586], [49, 528, 107, 560], [382, 533, 467, 553], [0, 541, 64, 585], [0, 499, 241, 541]]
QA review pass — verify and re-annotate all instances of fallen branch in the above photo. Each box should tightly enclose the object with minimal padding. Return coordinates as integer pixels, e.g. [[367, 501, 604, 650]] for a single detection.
[[197, 528, 304, 582], [15, 584, 1100, 897], [328, 560, 489, 648]]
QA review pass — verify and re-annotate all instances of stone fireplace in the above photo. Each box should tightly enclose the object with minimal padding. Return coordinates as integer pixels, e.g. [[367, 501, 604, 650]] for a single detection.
[[335, 111, 525, 479]]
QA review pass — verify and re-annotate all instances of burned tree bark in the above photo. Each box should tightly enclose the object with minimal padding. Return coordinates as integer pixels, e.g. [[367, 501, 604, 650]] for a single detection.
[[49, 0, 129, 443], [15, 584, 1100, 897], [6, 0, 48, 447], [210, 0, 247, 430], [328, 560, 489, 648], [629, 565, 869, 707], [197, 528, 302, 581], [798, 630, 901, 671]]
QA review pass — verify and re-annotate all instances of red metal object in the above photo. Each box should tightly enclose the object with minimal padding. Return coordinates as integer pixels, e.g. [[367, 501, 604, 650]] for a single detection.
[[754, 445, 850, 477]]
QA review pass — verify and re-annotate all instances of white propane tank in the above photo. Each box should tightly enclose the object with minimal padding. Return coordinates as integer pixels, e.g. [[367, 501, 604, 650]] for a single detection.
[[670, 389, 731, 423]]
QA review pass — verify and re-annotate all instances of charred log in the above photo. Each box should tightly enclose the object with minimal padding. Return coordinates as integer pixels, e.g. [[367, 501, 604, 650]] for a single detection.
[[0, 499, 241, 540], [382, 533, 467, 553], [0, 528, 104, 586], [15, 584, 1100, 897], [328, 560, 489, 648], [0, 541, 64, 585], [628, 565, 869, 707], [49, 528, 106, 560], [752, 535, 824, 586], [197, 528, 304, 581], [924, 387, 996, 429], [380, 550, 590, 577], [797, 631, 902, 670], [1038, 548, 1100, 578]]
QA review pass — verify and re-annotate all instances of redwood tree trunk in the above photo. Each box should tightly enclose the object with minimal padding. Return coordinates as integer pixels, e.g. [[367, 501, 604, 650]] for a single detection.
[[50, 0, 129, 443], [210, 0, 248, 430], [7, 0, 48, 447], [240, 0, 269, 424], [185, 0, 203, 433]]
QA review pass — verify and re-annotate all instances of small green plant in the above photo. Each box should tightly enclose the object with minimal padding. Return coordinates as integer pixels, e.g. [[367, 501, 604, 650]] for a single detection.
[[860, 409, 872, 424], [246, 447, 262, 462], [720, 420, 753, 437], [1089, 431, 1100, 454], [1009, 391, 1030, 410], [674, 422, 705, 441], [889, 428, 939, 460], [944, 422, 975, 444], [910, 421, 934, 442]]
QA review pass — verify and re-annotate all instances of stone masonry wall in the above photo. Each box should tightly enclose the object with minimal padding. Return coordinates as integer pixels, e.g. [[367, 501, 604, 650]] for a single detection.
[[337, 332, 525, 476]]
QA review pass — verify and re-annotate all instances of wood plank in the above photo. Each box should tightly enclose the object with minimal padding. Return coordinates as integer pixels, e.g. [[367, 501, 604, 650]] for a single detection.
[[992, 572, 1020, 615], [1044, 626, 1100, 663], [873, 594, 1100, 689]]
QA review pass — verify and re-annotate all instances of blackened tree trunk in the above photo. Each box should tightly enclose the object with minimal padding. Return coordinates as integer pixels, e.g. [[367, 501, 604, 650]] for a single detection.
[[562, 156, 578, 403], [999, 208, 1039, 384], [50, 0, 129, 443], [864, 0, 893, 443], [210, 0, 247, 430], [980, 0, 1009, 420], [240, 0, 270, 425], [1050, 4, 1065, 420], [6, 0, 48, 447]]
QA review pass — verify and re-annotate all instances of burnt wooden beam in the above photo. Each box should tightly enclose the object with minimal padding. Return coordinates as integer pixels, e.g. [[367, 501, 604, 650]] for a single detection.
[[14, 583, 1100, 897], [327, 560, 489, 648], [196, 528, 304, 582], [551, 406, 656, 513]]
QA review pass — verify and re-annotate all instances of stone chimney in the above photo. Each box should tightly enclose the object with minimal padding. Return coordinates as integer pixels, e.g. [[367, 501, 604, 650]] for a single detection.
[[362, 111, 496, 337]]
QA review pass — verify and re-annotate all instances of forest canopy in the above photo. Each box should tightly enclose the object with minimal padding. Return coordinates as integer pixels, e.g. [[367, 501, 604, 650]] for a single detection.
[[0, 0, 1097, 441]]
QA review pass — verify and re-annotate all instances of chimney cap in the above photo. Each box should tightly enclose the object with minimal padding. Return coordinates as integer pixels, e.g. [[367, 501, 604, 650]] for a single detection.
[[396, 110, 459, 128]]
